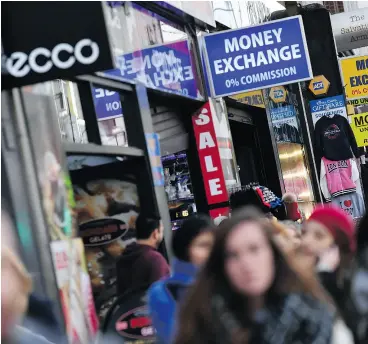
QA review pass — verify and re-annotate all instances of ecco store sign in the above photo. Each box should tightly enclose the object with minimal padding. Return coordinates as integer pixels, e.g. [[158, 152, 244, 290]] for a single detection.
[[192, 103, 228, 205], [2, 2, 114, 89], [5, 39, 100, 78]]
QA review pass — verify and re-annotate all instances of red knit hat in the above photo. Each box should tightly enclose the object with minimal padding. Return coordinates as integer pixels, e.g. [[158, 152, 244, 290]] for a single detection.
[[308, 205, 356, 253]]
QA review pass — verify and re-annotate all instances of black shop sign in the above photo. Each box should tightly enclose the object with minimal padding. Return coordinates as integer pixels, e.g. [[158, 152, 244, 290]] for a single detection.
[[1, 2, 114, 89]]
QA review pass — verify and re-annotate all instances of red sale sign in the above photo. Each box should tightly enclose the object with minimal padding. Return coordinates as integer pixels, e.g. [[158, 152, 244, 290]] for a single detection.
[[192, 102, 228, 205]]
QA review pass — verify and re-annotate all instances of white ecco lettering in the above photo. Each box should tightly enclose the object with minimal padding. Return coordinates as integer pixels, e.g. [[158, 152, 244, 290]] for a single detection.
[[6, 38, 100, 77]]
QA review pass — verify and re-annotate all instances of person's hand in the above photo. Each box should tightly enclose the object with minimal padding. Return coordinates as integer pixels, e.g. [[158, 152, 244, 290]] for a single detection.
[[317, 246, 340, 272]]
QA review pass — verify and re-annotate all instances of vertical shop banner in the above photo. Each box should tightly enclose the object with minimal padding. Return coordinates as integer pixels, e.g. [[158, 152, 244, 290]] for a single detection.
[[271, 105, 302, 144], [202, 16, 312, 97], [146, 133, 165, 186], [349, 112, 368, 147], [192, 102, 228, 205], [340, 55, 368, 99], [92, 87, 123, 120], [103, 40, 202, 100], [309, 95, 348, 126], [209, 207, 230, 225]]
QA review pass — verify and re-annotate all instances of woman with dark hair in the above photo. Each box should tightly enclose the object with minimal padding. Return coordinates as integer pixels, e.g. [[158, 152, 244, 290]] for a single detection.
[[174, 207, 347, 344], [148, 214, 215, 344]]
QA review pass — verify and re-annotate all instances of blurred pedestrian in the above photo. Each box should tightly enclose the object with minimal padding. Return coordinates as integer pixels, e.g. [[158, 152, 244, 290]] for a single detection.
[[282, 193, 302, 221], [299, 205, 357, 341], [2, 202, 62, 344], [148, 214, 216, 344], [174, 207, 341, 344], [116, 213, 170, 296]]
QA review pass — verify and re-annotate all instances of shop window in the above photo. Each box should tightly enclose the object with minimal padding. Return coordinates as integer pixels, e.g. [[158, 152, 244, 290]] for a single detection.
[[22, 80, 88, 144], [100, 3, 202, 100], [91, 84, 128, 147]]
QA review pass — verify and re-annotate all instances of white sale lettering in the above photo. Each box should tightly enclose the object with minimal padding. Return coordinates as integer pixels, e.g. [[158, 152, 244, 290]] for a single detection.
[[204, 155, 218, 172], [199, 132, 215, 149], [209, 178, 223, 195]]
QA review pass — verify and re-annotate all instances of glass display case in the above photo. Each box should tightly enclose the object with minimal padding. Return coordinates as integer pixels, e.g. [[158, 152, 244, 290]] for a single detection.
[[162, 151, 197, 229]]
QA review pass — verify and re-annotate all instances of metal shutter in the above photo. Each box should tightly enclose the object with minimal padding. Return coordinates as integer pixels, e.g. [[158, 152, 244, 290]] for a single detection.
[[151, 105, 188, 156]]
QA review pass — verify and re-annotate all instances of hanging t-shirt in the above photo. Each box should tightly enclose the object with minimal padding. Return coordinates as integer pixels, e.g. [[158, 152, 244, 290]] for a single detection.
[[314, 115, 360, 161], [331, 192, 365, 219], [320, 158, 359, 201]]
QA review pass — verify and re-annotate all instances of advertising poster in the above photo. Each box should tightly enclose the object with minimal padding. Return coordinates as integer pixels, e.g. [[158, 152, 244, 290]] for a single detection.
[[72, 164, 140, 302], [146, 133, 165, 186], [309, 95, 348, 126], [349, 112, 368, 147], [51, 239, 99, 344], [202, 16, 312, 97], [103, 39, 202, 100], [340, 55, 368, 99], [104, 288, 156, 343], [271, 105, 302, 144], [22, 91, 76, 240]]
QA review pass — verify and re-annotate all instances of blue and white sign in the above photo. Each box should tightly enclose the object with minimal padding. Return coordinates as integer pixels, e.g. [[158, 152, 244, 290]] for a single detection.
[[92, 87, 123, 120], [102, 40, 202, 100], [309, 95, 347, 126], [203, 16, 312, 98]]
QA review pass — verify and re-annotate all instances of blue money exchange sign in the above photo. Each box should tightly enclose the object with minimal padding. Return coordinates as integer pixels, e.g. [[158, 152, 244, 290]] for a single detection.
[[203, 16, 312, 98], [103, 40, 201, 100]]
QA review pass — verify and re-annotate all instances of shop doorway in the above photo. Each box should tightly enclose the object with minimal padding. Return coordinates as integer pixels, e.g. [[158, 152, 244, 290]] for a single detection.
[[229, 121, 260, 186], [225, 99, 283, 197]]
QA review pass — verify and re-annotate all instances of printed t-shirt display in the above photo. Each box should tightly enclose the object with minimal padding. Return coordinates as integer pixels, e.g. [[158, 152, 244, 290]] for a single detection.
[[331, 193, 365, 218], [314, 115, 360, 161]]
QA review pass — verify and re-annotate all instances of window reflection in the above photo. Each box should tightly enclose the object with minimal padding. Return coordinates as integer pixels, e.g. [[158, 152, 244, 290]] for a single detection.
[[22, 80, 87, 144]]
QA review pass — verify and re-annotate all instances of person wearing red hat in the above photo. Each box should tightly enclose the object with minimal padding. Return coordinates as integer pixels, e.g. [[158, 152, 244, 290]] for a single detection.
[[300, 205, 357, 340]]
